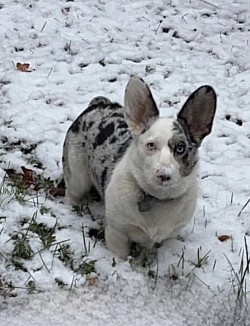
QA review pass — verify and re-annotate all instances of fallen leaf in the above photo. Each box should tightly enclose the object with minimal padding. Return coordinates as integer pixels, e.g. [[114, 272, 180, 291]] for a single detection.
[[21, 166, 38, 188], [57, 179, 66, 189], [86, 273, 98, 286], [48, 187, 65, 197], [48, 179, 66, 197], [218, 235, 231, 242], [16, 62, 32, 72]]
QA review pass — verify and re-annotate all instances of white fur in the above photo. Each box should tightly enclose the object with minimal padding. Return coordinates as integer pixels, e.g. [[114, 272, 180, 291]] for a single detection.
[[105, 118, 198, 259]]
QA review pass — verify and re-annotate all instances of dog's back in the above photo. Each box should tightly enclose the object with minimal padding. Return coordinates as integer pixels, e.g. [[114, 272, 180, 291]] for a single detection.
[[63, 96, 132, 204]]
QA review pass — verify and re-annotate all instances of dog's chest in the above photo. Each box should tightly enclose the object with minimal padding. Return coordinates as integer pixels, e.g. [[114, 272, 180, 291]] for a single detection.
[[131, 191, 197, 244]]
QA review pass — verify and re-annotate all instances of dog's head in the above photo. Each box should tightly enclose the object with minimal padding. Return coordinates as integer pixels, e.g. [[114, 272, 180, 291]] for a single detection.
[[124, 76, 217, 193]]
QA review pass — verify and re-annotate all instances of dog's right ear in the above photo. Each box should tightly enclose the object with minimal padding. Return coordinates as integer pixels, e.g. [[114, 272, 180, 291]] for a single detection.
[[124, 76, 159, 135]]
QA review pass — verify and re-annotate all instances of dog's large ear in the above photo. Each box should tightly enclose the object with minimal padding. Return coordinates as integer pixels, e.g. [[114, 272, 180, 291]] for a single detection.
[[124, 76, 159, 135], [177, 85, 216, 146]]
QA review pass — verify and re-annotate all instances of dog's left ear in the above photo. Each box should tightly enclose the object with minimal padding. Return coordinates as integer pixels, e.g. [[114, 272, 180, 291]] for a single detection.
[[177, 85, 217, 146], [124, 76, 159, 135]]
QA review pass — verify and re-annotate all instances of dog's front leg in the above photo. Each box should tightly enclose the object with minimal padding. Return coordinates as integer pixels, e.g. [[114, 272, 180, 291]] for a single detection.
[[105, 224, 130, 259]]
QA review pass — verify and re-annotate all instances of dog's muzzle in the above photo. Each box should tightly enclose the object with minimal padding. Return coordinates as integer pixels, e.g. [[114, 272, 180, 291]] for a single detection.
[[156, 167, 173, 183]]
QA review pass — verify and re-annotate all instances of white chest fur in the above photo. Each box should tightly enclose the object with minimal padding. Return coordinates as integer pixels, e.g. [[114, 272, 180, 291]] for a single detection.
[[105, 158, 198, 257], [135, 189, 197, 244]]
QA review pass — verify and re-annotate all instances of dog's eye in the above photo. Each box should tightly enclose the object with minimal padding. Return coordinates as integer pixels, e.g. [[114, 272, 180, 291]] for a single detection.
[[175, 144, 186, 155], [146, 142, 156, 151]]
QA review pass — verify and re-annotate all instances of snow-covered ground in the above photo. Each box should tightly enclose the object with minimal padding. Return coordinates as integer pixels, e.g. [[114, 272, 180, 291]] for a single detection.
[[0, 0, 250, 325]]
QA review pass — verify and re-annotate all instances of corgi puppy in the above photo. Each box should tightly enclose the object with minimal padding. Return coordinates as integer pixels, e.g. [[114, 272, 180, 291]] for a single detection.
[[63, 76, 216, 258]]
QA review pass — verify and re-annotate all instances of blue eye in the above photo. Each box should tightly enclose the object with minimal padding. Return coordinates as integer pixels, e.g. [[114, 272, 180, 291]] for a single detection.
[[175, 144, 186, 155], [146, 142, 156, 151]]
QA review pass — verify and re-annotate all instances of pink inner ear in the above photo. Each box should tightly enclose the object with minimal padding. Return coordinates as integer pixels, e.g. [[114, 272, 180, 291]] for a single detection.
[[126, 111, 148, 135], [124, 77, 159, 135]]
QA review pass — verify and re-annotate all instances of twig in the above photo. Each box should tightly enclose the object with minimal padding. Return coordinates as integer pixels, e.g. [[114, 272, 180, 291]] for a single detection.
[[213, 259, 217, 271], [47, 67, 53, 79], [181, 14, 188, 24], [40, 21, 47, 33], [230, 192, 234, 205], [155, 20, 163, 34], [141, 16, 150, 22], [244, 236, 249, 274], [200, 0, 219, 8], [238, 198, 250, 217], [193, 273, 212, 291]]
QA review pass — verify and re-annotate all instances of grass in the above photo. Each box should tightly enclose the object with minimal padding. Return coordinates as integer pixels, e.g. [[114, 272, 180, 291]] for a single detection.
[[0, 170, 99, 295], [11, 232, 34, 260], [224, 236, 250, 304], [0, 277, 17, 298], [168, 245, 211, 283], [0, 168, 55, 208], [0, 172, 29, 205], [189, 247, 211, 271], [168, 237, 250, 307], [27, 212, 57, 248]]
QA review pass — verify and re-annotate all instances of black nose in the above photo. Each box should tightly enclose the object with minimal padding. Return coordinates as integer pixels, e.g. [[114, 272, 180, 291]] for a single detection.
[[156, 170, 172, 182], [160, 175, 171, 182]]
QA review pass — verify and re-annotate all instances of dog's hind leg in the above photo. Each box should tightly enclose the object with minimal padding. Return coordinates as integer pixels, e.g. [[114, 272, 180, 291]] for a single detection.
[[63, 140, 92, 206]]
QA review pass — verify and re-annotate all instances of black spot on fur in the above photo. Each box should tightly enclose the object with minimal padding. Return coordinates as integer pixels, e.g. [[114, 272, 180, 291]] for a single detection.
[[116, 140, 130, 158], [88, 121, 94, 128], [95, 122, 115, 146], [111, 112, 124, 118], [82, 120, 86, 131], [70, 120, 80, 133], [83, 104, 98, 115], [109, 103, 122, 109], [110, 136, 117, 144], [117, 120, 128, 129], [118, 129, 129, 137]]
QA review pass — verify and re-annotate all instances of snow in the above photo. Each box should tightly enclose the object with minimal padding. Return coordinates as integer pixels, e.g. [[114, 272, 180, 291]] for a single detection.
[[0, 0, 250, 325]]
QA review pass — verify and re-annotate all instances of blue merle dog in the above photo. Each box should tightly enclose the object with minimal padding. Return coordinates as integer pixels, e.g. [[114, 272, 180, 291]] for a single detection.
[[63, 76, 216, 258]]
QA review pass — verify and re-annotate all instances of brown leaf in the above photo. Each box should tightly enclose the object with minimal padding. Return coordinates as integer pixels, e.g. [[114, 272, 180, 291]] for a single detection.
[[21, 166, 38, 188], [57, 179, 66, 189], [48, 179, 66, 197], [86, 274, 98, 286], [218, 235, 231, 242], [16, 62, 32, 72], [48, 187, 65, 197]]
